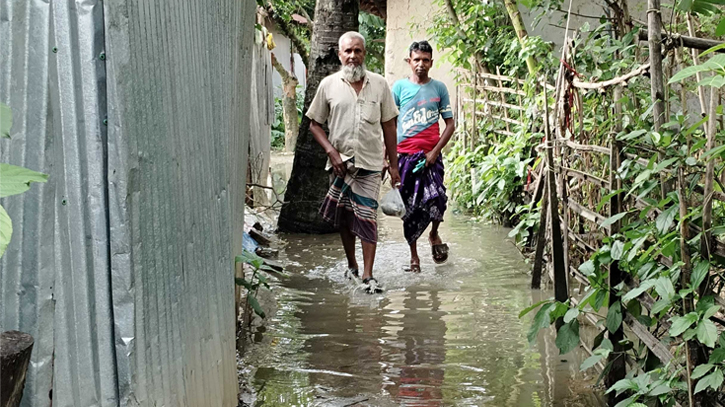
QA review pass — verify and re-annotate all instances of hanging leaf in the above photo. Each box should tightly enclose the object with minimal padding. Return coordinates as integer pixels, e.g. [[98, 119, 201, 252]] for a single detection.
[[655, 205, 677, 235], [697, 319, 718, 348], [555, 319, 580, 354], [690, 260, 710, 289], [601, 212, 627, 229], [709, 348, 725, 364], [579, 260, 596, 276], [580, 354, 603, 371], [0, 205, 11, 258], [527, 302, 556, 344], [247, 296, 266, 318], [669, 312, 698, 337], [695, 369, 724, 394], [701, 42, 725, 57], [0, 164, 49, 198], [0, 103, 11, 138], [519, 299, 552, 318], [564, 308, 580, 324], [692, 364, 715, 380], [611, 240, 625, 261], [622, 280, 656, 302], [606, 301, 623, 333]]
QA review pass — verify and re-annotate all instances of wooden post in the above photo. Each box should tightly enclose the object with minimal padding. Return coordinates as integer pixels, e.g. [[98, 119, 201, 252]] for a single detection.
[[543, 84, 569, 315], [678, 166, 700, 407], [472, 65, 479, 148], [532, 181, 549, 289], [0, 331, 34, 407], [605, 86, 626, 405], [496, 67, 512, 134], [647, 0, 668, 198]]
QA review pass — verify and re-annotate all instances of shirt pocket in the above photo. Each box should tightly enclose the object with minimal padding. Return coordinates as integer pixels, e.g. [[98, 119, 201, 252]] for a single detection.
[[360, 100, 381, 124]]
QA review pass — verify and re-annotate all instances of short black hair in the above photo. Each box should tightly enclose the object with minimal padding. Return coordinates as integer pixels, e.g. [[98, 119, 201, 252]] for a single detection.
[[409, 40, 433, 57]]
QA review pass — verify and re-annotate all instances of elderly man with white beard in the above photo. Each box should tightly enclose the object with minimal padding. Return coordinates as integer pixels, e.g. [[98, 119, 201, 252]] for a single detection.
[[306, 31, 401, 294]]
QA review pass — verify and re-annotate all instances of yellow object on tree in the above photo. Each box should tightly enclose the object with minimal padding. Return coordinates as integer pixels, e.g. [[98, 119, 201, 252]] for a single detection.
[[266, 32, 276, 50]]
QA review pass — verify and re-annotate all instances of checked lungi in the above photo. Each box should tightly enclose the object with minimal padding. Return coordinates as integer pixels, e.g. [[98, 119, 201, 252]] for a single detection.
[[319, 160, 382, 243]]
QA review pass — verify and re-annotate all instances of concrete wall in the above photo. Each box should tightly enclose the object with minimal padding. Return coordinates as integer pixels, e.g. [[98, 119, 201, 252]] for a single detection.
[[385, 0, 653, 96], [267, 25, 308, 97], [385, 0, 459, 102]]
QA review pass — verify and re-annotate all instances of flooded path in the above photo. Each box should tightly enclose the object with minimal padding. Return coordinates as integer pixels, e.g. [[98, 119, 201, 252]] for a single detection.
[[241, 156, 605, 407]]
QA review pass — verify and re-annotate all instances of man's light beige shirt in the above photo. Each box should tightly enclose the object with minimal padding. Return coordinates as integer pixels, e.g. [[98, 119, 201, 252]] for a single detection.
[[306, 70, 399, 172]]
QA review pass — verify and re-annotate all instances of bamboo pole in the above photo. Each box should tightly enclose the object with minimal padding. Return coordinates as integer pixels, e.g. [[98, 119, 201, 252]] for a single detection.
[[502, 0, 537, 75], [647, 0, 668, 198], [606, 86, 626, 404], [678, 166, 698, 407]]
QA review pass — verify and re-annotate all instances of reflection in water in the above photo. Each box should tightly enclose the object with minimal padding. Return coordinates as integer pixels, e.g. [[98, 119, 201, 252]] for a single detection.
[[243, 155, 604, 407], [390, 289, 446, 406]]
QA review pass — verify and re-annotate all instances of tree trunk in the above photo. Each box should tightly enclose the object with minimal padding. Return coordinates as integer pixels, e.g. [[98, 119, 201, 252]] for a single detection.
[[0, 331, 33, 407], [271, 53, 300, 152], [278, 0, 359, 234], [502, 0, 537, 75]]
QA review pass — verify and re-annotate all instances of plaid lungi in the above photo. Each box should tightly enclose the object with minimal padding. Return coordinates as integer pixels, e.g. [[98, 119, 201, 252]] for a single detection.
[[319, 160, 382, 243]]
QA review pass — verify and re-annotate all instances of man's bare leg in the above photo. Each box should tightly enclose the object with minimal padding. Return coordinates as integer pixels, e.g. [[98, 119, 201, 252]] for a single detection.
[[361, 240, 377, 280], [429, 221, 443, 245], [409, 241, 421, 272], [340, 224, 359, 272]]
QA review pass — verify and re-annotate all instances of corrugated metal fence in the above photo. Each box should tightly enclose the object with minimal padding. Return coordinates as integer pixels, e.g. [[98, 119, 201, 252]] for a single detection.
[[0, 0, 254, 405]]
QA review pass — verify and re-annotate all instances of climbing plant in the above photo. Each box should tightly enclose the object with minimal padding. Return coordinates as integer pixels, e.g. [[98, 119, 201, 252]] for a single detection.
[[0, 103, 48, 258]]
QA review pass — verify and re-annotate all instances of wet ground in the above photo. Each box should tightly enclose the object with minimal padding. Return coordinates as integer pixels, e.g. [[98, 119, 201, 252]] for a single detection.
[[239, 155, 605, 407]]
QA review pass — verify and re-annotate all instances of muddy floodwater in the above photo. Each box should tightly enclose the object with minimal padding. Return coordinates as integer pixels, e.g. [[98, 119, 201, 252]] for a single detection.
[[239, 155, 605, 407]]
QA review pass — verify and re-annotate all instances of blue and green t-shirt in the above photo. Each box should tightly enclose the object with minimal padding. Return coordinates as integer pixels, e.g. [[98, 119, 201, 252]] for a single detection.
[[391, 78, 453, 153]]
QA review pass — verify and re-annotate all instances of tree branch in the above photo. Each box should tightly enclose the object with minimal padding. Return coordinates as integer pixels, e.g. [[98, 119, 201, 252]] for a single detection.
[[571, 63, 650, 90], [266, 3, 310, 67], [271, 53, 295, 82]]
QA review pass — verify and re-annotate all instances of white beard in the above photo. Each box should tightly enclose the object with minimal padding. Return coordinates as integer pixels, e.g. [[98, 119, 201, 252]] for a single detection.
[[341, 64, 366, 82]]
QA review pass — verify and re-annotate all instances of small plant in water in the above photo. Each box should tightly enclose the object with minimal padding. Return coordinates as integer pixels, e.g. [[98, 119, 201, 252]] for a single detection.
[[235, 249, 275, 320]]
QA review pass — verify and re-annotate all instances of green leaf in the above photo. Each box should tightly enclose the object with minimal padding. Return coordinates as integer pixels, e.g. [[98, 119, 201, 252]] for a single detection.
[[564, 308, 580, 323], [669, 64, 712, 83], [654, 277, 676, 301], [607, 378, 639, 395], [623, 280, 656, 302], [655, 205, 677, 235], [579, 260, 596, 276], [0, 164, 49, 198], [611, 240, 625, 261], [555, 320, 580, 354], [670, 312, 699, 336], [692, 364, 715, 380], [709, 348, 725, 364], [695, 369, 724, 394], [702, 42, 725, 57], [247, 296, 266, 318], [648, 384, 671, 396], [692, 260, 710, 290], [698, 74, 725, 88], [652, 298, 671, 315], [0, 205, 11, 258], [601, 212, 627, 229], [703, 305, 721, 320], [519, 299, 552, 319], [527, 302, 556, 344], [580, 354, 603, 371], [607, 301, 623, 333], [0, 103, 11, 138], [697, 319, 718, 348], [235, 278, 253, 290]]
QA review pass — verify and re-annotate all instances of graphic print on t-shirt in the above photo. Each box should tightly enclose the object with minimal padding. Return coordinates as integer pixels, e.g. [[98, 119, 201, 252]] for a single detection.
[[392, 79, 453, 153]]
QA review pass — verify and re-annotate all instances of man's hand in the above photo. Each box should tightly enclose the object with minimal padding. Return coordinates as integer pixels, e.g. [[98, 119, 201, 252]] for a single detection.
[[327, 148, 347, 178], [425, 149, 440, 167], [382, 160, 390, 180], [389, 167, 401, 188]]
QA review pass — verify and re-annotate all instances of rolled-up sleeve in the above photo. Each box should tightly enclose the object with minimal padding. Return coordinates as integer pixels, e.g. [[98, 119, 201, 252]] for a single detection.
[[380, 82, 399, 123], [306, 79, 329, 124]]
